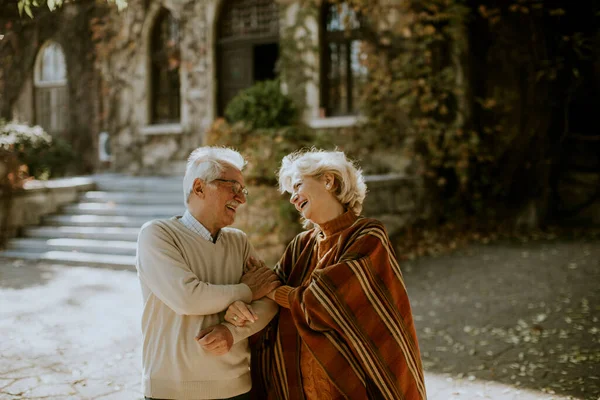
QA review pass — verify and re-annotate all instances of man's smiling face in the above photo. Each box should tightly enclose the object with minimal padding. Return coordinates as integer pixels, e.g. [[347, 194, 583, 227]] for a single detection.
[[203, 166, 247, 233]]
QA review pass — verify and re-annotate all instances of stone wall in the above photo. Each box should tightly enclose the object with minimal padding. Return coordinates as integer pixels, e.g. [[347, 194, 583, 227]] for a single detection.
[[0, 178, 95, 244], [362, 174, 424, 238]]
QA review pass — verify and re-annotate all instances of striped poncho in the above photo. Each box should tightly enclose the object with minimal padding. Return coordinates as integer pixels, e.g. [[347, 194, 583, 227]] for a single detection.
[[251, 211, 426, 400]]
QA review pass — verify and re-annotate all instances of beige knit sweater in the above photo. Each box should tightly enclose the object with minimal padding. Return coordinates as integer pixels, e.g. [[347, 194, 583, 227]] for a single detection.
[[136, 217, 278, 400]]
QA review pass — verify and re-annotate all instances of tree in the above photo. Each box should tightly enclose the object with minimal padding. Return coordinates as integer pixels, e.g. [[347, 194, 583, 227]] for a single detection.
[[15, 0, 126, 18]]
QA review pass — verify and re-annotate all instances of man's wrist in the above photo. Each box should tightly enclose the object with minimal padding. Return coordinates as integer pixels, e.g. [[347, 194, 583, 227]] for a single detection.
[[221, 322, 240, 345], [222, 324, 234, 347], [239, 283, 254, 302]]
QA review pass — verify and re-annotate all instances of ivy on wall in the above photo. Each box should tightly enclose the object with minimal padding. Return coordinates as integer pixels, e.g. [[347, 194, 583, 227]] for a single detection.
[[0, 0, 110, 174], [276, 0, 320, 111], [279, 0, 600, 225]]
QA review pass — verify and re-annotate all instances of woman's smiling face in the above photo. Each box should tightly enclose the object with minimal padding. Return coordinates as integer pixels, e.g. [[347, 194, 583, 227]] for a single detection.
[[289, 172, 339, 225]]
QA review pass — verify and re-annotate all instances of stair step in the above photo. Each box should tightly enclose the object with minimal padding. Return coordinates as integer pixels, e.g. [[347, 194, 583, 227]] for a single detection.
[[2, 174, 186, 268], [44, 214, 151, 228], [80, 191, 182, 205], [62, 203, 183, 217], [92, 176, 182, 192], [6, 238, 137, 256], [24, 226, 141, 241], [0, 250, 135, 270]]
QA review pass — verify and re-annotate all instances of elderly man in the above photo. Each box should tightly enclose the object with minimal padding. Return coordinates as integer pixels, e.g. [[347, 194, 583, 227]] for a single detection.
[[136, 146, 280, 400]]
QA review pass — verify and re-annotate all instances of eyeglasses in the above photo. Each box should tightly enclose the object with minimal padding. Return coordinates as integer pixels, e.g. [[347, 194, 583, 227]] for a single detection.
[[212, 179, 249, 197]]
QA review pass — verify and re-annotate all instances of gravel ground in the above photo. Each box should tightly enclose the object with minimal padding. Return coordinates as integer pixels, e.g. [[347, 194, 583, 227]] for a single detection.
[[404, 238, 600, 400]]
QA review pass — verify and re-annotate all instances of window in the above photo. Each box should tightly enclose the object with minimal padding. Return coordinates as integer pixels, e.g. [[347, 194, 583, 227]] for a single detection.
[[321, 3, 367, 117], [150, 8, 181, 124], [34, 41, 68, 135], [219, 0, 279, 41]]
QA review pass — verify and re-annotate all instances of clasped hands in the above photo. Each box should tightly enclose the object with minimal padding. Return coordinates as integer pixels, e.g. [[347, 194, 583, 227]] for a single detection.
[[196, 257, 280, 355]]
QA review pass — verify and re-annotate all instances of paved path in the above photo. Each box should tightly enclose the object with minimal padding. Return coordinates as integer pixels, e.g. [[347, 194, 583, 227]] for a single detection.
[[1, 238, 597, 399], [0, 263, 140, 399]]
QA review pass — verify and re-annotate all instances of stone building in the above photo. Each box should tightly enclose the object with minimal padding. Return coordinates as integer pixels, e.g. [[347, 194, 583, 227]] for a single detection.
[[4, 0, 379, 174], [2, 0, 598, 225]]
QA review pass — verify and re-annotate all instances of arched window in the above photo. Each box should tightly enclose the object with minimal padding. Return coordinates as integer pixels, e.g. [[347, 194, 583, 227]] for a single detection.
[[321, 3, 367, 116], [34, 41, 68, 135], [150, 8, 181, 124]]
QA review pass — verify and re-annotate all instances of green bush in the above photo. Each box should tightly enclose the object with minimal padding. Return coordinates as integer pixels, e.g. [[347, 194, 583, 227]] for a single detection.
[[224, 80, 298, 129], [0, 122, 75, 180]]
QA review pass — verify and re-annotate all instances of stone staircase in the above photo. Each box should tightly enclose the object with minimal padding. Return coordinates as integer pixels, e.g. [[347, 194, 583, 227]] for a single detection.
[[0, 175, 185, 270]]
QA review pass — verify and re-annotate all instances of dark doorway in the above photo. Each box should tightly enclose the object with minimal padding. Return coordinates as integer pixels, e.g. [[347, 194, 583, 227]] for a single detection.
[[253, 43, 278, 82]]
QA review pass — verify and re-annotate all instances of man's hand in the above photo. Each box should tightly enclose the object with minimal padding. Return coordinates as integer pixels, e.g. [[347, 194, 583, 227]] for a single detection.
[[195, 325, 234, 356], [240, 258, 281, 300], [225, 300, 258, 327]]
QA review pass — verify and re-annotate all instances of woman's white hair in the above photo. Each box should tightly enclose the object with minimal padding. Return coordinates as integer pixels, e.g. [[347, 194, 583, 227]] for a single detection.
[[278, 149, 367, 216], [182, 146, 246, 205]]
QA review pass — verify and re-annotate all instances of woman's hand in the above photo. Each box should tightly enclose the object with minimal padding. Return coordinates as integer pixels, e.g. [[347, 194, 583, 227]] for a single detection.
[[241, 258, 281, 301], [246, 258, 280, 302], [225, 300, 258, 327]]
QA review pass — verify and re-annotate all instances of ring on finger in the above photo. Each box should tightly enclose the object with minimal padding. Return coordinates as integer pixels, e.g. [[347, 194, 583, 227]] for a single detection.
[[233, 316, 238, 321]]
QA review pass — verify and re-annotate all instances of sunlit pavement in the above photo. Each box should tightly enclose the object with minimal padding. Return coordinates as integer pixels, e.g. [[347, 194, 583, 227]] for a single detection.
[[0, 255, 590, 399], [425, 374, 572, 400]]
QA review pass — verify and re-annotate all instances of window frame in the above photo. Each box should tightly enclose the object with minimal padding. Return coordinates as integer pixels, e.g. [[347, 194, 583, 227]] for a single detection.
[[149, 8, 182, 125], [33, 41, 69, 134], [320, 2, 366, 117]]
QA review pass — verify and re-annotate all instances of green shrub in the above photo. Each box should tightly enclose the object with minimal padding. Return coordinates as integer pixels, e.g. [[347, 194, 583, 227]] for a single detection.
[[0, 122, 75, 180], [224, 80, 298, 129]]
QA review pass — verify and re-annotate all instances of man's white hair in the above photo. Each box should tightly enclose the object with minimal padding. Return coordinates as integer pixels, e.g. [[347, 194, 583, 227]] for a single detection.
[[183, 146, 246, 205], [278, 149, 367, 216]]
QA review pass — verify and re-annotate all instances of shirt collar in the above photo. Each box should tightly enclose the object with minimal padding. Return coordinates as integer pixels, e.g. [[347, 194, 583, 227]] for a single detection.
[[181, 210, 219, 243]]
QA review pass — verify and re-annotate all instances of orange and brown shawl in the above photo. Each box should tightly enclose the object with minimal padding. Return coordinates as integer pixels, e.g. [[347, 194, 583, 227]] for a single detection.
[[251, 214, 426, 400]]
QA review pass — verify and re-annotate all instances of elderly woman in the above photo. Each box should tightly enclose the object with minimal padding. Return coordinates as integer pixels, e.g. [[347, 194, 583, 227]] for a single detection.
[[226, 149, 425, 400]]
